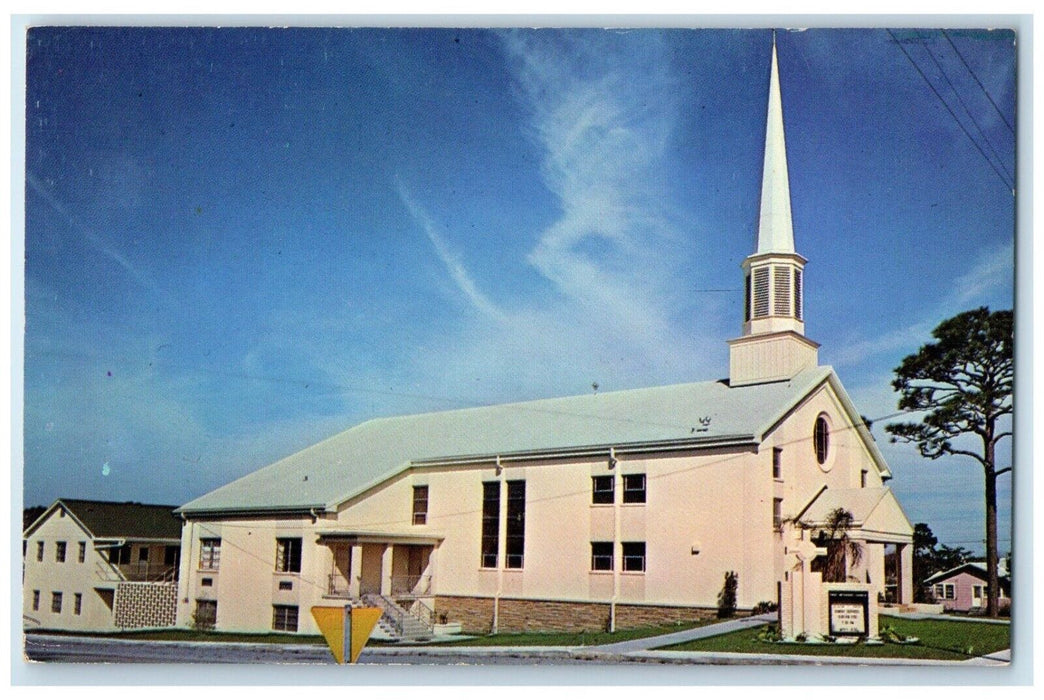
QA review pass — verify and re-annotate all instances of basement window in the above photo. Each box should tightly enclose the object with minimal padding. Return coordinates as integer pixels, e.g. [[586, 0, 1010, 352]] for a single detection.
[[272, 604, 299, 632]]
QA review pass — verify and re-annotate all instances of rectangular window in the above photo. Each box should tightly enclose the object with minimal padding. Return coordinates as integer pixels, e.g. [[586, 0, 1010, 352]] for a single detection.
[[944, 584, 955, 600], [412, 485, 429, 526], [272, 604, 299, 632], [55, 541, 66, 563], [195, 600, 217, 627], [773, 498, 783, 530], [591, 542, 614, 571], [109, 544, 132, 565], [279, 580, 293, 591], [164, 545, 180, 568], [201, 577, 213, 587], [772, 448, 782, 479], [973, 585, 984, 598], [199, 538, 221, 570], [51, 592, 63, 614], [934, 584, 943, 599], [78, 542, 86, 563], [861, 469, 868, 488], [74, 593, 82, 615], [32, 590, 40, 611], [36, 541, 44, 562], [505, 480, 525, 569], [592, 475, 614, 504], [622, 474, 646, 504], [622, 542, 646, 572], [481, 481, 500, 569], [275, 538, 302, 573], [139, 546, 150, 562]]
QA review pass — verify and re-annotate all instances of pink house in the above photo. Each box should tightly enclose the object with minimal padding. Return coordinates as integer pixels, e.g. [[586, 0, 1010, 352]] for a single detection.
[[923, 562, 1011, 613]]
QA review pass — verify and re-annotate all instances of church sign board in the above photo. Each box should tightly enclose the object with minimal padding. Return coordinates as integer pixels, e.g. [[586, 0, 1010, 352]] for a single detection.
[[828, 590, 869, 637]]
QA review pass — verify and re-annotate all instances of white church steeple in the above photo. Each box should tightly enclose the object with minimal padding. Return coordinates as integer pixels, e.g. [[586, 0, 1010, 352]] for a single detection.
[[728, 33, 819, 387]]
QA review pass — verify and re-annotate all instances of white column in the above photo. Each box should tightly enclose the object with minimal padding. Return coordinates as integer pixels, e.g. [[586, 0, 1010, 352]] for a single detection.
[[380, 544, 394, 596], [349, 545, 363, 598]]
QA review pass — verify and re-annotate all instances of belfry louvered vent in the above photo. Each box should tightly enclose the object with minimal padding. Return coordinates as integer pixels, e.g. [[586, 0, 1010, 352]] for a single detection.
[[774, 266, 791, 316], [794, 269, 803, 321], [752, 267, 770, 318]]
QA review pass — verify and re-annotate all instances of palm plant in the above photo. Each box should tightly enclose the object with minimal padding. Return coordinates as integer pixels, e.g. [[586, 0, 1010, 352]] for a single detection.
[[817, 508, 863, 583]]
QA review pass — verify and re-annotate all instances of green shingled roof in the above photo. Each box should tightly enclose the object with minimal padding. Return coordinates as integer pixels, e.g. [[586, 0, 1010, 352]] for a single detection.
[[179, 366, 853, 515], [55, 499, 182, 540]]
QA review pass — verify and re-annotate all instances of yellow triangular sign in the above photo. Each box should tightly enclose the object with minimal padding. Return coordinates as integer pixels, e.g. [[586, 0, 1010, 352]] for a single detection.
[[311, 606, 348, 664], [348, 607, 383, 664]]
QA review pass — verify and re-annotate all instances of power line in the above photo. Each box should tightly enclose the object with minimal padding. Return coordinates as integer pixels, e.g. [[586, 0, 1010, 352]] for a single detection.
[[886, 29, 1014, 194], [940, 29, 1015, 134], [914, 30, 1014, 185]]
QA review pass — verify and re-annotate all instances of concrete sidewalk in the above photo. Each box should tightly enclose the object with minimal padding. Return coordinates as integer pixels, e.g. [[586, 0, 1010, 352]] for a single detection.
[[588, 613, 777, 653]]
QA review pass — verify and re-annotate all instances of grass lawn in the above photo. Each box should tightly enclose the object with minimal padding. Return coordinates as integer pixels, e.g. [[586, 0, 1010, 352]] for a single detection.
[[657, 615, 1010, 661], [427, 619, 714, 647]]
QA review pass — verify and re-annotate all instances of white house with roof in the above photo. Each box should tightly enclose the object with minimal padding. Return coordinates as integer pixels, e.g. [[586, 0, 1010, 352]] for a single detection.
[[174, 38, 914, 638], [23, 499, 182, 632]]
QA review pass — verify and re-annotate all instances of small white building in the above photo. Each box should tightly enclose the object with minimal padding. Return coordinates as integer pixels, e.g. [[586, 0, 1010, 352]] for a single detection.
[[174, 39, 914, 638], [22, 499, 182, 632]]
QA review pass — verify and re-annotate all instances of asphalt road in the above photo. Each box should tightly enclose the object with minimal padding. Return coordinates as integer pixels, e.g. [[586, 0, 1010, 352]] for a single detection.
[[22, 634, 635, 665]]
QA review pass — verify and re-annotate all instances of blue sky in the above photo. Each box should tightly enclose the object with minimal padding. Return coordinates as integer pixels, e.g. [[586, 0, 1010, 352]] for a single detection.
[[21, 27, 1015, 554]]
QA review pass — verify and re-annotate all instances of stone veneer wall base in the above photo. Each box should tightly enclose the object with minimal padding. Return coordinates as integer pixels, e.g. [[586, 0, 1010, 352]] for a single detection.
[[435, 595, 719, 634]]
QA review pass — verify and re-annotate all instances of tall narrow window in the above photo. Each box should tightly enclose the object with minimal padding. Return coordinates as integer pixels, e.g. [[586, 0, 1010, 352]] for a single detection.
[[773, 498, 783, 530], [74, 593, 82, 615], [814, 415, 830, 465], [772, 448, 782, 479], [773, 266, 792, 316], [623, 474, 646, 504], [505, 480, 526, 569], [622, 542, 646, 572], [51, 592, 63, 614], [412, 485, 429, 525], [55, 541, 66, 563], [591, 542, 613, 571], [36, 541, 44, 562], [592, 475, 614, 504], [78, 542, 86, 563], [139, 546, 150, 562], [752, 267, 770, 318], [861, 469, 868, 488], [481, 481, 500, 568], [275, 538, 302, 573], [199, 538, 221, 570], [32, 590, 40, 611]]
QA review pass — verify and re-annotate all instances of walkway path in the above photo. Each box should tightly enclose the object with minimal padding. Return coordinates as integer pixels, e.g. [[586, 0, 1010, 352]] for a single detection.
[[588, 613, 776, 653]]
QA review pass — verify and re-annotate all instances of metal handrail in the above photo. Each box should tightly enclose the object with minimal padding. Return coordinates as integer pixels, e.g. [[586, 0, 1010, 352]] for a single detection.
[[389, 574, 431, 596], [328, 574, 351, 597]]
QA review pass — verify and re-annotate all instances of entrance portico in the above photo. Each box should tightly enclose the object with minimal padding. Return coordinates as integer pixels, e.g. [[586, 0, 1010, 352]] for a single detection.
[[317, 531, 442, 600]]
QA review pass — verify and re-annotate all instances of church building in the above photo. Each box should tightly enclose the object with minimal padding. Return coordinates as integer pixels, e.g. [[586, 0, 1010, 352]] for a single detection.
[[174, 39, 914, 638]]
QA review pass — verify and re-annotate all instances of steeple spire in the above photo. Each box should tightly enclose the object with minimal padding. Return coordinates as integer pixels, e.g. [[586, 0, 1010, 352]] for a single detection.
[[756, 33, 796, 255], [727, 31, 819, 387]]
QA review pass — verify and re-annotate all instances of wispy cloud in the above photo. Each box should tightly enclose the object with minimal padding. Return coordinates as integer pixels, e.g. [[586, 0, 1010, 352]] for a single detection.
[[397, 183, 506, 322], [952, 239, 1014, 307], [26, 172, 166, 299]]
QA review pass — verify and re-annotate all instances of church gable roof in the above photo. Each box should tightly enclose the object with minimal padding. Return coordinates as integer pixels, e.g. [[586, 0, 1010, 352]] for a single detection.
[[178, 366, 844, 515]]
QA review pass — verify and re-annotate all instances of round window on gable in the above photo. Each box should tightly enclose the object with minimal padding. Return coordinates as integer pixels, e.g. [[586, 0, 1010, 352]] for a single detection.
[[813, 414, 830, 465]]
